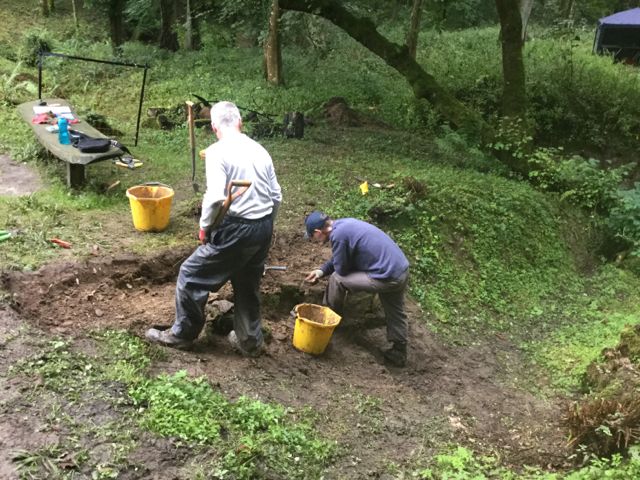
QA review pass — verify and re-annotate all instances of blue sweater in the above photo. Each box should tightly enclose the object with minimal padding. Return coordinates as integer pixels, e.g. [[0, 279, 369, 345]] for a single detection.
[[320, 218, 409, 280]]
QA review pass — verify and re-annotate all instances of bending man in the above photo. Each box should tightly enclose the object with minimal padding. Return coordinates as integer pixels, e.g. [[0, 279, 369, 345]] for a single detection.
[[304, 211, 410, 367]]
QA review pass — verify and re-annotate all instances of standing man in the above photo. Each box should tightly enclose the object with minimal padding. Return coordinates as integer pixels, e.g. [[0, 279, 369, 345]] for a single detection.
[[304, 211, 410, 367], [146, 101, 282, 356]]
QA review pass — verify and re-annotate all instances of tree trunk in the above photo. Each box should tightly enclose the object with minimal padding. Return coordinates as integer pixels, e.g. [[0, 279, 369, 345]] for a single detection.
[[279, 0, 494, 144], [495, 0, 530, 174], [406, 0, 423, 59], [264, 0, 284, 85], [48, 0, 55, 13], [184, 0, 202, 50], [41, 0, 49, 17], [520, 0, 534, 40], [559, 0, 575, 19], [159, 0, 179, 51], [496, 0, 526, 120], [108, 0, 126, 48], [71, 0, 78, 27]]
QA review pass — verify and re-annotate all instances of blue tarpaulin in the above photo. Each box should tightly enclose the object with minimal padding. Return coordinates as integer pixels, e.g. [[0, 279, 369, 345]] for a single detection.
[[594, 8, 640, 64]]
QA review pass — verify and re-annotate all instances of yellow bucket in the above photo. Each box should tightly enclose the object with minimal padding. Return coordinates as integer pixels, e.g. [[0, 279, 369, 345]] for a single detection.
[[125, 184, 174, 232], [292, 303, 341, 355]]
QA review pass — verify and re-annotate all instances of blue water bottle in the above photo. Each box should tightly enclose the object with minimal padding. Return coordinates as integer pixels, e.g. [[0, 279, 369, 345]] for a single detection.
[[58, 117, 70, 145]]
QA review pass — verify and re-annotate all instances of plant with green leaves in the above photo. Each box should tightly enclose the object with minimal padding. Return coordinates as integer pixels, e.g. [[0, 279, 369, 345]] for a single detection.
[[0, 62, 37, 106], [608, 183, 640, 258], [129, 370, 336, 479]]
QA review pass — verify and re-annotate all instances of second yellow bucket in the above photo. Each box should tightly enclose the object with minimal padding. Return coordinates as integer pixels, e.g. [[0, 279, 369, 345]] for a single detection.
[[292, 303, 341, 355], [126, 183, 174, 232]]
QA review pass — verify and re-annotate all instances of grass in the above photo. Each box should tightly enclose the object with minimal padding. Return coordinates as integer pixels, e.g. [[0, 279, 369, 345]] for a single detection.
[[523, 265, 640, 391]]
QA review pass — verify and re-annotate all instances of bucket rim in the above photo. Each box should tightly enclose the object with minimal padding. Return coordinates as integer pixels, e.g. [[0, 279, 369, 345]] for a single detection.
[[126, 184, 175, 201], [294, 303, 341, 328], [296, 316, 339, 328]]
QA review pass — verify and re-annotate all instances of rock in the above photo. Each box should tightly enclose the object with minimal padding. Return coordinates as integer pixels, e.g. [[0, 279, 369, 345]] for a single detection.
[[212, 299, 234, 314], [323, 97, 361, 127]]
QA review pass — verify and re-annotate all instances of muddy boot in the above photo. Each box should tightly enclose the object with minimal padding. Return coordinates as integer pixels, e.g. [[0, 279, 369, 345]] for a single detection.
[[383, 342, 407, 367], [228, 330, 264, 358], [145, 327, 193, 350]]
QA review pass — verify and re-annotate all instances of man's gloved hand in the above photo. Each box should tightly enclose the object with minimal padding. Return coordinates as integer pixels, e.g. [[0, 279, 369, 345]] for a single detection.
[[198, 228, 208, 245], [305, 269, 324, 284]]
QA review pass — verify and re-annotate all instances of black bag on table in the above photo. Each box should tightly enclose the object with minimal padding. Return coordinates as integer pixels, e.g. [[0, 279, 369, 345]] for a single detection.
[[75, 137, 111, 153], [69, 129, 130, 155]]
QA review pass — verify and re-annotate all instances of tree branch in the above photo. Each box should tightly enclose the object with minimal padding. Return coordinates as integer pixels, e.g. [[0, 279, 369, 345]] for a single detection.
[[280, 0, 494, 143]]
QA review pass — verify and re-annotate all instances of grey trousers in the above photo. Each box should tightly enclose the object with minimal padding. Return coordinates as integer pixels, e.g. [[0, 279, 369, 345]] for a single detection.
[[323, 269, 409, 344], [171, 215, 272, 351]]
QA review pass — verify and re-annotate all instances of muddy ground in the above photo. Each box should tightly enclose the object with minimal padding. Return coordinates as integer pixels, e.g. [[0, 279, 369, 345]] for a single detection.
[[0, 229, 572, 478]]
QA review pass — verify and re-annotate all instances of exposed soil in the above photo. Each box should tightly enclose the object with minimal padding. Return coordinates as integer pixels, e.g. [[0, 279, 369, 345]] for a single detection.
[[0, 232, 571, 477], [0, 154, 42, 196]]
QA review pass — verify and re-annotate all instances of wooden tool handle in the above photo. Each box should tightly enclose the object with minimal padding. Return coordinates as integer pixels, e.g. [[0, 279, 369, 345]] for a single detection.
[[211, 180, 253, 228]]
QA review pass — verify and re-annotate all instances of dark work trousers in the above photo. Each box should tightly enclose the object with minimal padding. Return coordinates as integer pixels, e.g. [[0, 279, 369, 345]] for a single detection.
[[171, 215, 273, 351], [324, 269, 409, 344]]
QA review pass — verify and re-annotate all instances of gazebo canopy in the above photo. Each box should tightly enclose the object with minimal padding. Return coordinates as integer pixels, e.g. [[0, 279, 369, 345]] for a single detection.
[[594, 8, 640, 64], [599, 7, 640, 26]]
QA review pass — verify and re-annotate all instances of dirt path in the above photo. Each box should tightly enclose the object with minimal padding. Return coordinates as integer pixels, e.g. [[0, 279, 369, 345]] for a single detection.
[[1, 232, 570, 476], [0, 154, 42, 196]]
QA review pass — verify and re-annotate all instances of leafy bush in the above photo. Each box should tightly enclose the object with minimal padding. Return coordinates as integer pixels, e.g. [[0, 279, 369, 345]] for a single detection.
[[18, 29, 52, 67], [608, 184, 640, 257], [527, 149, 631, 212]]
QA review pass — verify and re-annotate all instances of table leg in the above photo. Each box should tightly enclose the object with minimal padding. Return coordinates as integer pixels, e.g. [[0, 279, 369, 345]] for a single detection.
[[67, 163, 85, 188]]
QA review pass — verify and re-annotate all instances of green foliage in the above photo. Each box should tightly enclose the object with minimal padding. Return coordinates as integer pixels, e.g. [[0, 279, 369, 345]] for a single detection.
[[0, 61, 37, 105], [421, 25, 640, 151], [123, 0, 160, 40], [9, 330, 152, 393], [10, 338, 95, 392], [129, 371, 336, 479], [608, 184, 640, 257], [95, 329, 152, 383], [526, 27, 640, 151], [18, 28, 52, 67], [523, 265, 640, 391], [215, 0, 269, 44], [412, 444, 640, 479], [423, 0, 498, 29], [527, 150, 630, 212], [565, 446, 640, 480], [129, 371, 225, 443], [0, 186, 129, 270]]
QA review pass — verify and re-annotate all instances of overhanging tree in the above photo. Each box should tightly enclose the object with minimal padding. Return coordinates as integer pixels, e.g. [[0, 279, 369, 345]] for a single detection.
[[279, 0, 495, 143]]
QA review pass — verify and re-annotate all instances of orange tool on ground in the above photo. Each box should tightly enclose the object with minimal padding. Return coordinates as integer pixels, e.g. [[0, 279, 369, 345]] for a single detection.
[[51, 238, 72, 249]]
